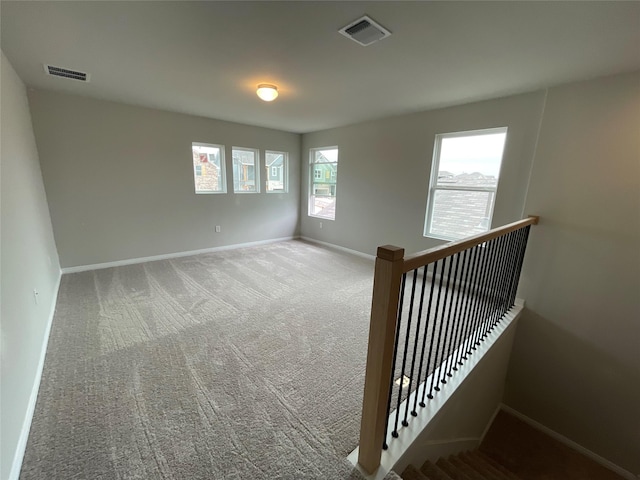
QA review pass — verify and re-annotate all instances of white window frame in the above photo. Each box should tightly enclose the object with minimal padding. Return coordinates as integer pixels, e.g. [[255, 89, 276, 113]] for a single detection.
[[192, 142, 227, 194], [424, 127, 507, 241], [232, 146, 260, 194], [309, 146, 339, 221], [314, 168, 322, 180], [265, 150, 288, 193], [271, 166, 278, 177]]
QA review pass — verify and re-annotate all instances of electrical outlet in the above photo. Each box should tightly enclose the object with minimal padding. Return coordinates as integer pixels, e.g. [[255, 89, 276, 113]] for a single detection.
[[33, 289, 39, 305], [215, 225, 221, 233]]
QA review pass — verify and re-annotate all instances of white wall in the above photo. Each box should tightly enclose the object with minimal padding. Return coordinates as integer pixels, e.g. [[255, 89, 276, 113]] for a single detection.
[[300, 91, 546, 256], [506, 71, 640, 474], [0, 53, 61, 480], [28, 90, 301, 268]]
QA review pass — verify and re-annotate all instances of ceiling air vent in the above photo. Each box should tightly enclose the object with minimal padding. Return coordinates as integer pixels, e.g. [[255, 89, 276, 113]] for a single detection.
[[339, 15, 391, 47], [44, 64, 90, 82]]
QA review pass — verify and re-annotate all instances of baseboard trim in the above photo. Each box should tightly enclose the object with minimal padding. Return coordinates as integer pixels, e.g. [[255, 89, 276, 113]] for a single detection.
[[61, 236, 298, 273], [499, 404, 636, 480], [299, 236, 375, 261], [9, 270, 62, 480]]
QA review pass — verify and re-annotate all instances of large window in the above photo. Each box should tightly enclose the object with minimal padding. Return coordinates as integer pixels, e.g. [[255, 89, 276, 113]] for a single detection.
[[232, 147, 259, 193], [192, 142, 226, 194], [424, 128, 507, 240], [309, 147, 338, 220], [265, 151, 288, 193]]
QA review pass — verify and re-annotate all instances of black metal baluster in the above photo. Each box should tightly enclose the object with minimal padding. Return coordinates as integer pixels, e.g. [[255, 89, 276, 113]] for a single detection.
[[461, 245, 482, 360], [392, 272, 417, 437], [470, 240, 492, 350], [433, 256, 454, 392], [504, 230, 520, 312], [489, 234, 509, 331], [426, 258, 447, 400], [504, 229, 524, 311], [496, 232, 515, 325], [480, 237, 500, 342], [454, 248, 474, 369], [441, 253, 461, 384], [402, 269, 425, 427], [382, 273, 407, 449], [411, 264, 430, 416], [489, 234, 509, 332], [446, 250, 468, 376], [509, 226, 531, 307], [481, 236, 502, 339], [495, 232, 514, 319], [418, 261, 440, 408]]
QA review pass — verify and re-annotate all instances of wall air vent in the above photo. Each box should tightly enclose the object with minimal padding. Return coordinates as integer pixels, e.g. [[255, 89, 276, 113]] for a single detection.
[[339, 15, 391, 47], [43, 64, 90, 82]]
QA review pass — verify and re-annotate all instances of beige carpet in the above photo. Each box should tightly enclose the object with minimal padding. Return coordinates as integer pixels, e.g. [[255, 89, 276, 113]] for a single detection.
[[21, 240, 392, 479]]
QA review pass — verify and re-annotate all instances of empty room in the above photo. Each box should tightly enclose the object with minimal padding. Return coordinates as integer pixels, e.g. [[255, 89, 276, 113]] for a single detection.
[[1, 2, 639, 480]]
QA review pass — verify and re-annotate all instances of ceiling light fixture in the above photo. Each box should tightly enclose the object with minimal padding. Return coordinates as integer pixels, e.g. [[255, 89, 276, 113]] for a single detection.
[[256, 84, 278, 102]]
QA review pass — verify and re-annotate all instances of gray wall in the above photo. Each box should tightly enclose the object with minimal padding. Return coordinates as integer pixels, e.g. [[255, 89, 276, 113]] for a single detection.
[[1, 53, 61, 480], [300, 91, 546, 256], [301, 72, 639, 473], [506, 71, 640, 474], [28, 90, 301, 268]]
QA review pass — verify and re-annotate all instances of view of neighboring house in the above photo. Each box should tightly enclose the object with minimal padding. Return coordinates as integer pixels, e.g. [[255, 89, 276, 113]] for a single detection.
[[265, 152, 286, 192], [431, 171, 498, 239]]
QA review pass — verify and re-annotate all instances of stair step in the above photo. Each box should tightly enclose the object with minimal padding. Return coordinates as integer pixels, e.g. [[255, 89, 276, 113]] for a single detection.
[[402, 464, 430, 480], [475, 451, 521, 480], [435, 458, 474, 480], [459, 451, 512, 480], [420, 460, 454, 480], [448, 455, 485, 480]]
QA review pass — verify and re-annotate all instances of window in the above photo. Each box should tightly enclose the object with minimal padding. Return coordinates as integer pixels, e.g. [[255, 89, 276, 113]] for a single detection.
[[424, 128, 507, 240], [232, 147, 259, 193], [192, 142, 226, 194], [309, 147, 338, 220], [265, 151, 288, 193]]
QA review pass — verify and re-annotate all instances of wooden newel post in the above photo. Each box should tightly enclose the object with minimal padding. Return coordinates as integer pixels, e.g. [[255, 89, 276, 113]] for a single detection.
[[358, 245, 405, 474]]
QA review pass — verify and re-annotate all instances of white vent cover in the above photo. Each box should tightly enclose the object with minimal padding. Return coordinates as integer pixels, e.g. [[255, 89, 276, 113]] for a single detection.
[[43, 64, 90, 82], [339, 15, 391, 46]]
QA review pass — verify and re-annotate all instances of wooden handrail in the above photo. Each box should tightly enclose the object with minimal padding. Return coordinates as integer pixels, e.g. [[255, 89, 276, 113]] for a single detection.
[[403, 216, 539, 273]]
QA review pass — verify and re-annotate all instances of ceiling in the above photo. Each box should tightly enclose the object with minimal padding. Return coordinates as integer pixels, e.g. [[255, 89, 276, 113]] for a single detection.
[[2, 1, 639, 134]]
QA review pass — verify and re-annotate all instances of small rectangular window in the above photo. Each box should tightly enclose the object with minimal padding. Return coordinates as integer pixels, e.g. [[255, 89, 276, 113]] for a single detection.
[[192, 142, 226, 194], [309, 147, 338, 220], [424, 128, 507, 240], [232, 147, 259, 193], [265, 151, 288, 193]]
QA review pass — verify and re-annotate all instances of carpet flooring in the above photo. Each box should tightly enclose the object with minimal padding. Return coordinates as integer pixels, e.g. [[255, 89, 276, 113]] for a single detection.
[[21, 240, 394, 479]]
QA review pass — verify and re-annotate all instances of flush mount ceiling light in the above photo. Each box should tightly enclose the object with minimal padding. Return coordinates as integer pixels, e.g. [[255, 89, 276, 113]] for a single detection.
[[256, 84, 278, 102]]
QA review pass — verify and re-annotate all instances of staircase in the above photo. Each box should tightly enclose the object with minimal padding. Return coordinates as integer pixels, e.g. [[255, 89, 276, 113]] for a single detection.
[[402, 450, 521, 480], [399, 410, 627, 480]]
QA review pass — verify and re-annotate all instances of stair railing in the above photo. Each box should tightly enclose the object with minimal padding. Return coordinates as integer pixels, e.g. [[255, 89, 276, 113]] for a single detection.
[[357, 216, 539, 474]]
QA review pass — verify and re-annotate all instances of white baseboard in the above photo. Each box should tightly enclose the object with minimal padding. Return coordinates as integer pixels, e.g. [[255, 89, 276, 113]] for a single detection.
[[9, 270, 62, 480], [61, 236, 298, 273], [299, 236, 375, 261], [499, 404, 637, 480]]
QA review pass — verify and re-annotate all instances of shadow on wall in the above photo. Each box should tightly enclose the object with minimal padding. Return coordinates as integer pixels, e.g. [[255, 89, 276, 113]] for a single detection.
[[504, 309, 640, 474]]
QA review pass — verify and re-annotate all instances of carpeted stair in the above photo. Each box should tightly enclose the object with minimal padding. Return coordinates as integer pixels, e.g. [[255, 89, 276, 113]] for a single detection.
[[400, 410, 627, 480], [402, 450, 522, 480]]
